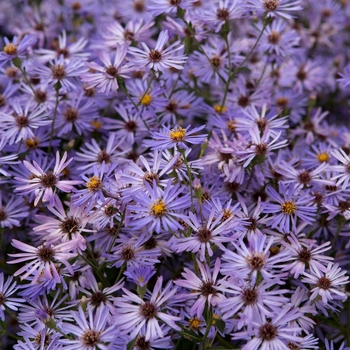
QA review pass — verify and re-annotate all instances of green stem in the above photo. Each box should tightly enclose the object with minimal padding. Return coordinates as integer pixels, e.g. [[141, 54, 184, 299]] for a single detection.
[[19, 66, 39, 101], [107, 209, 126, 254], [115, 263, 126, 284]]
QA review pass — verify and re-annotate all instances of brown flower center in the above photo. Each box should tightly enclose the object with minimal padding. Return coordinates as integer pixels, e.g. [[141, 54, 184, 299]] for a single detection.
[[216, 8, 229, 20], [135, 335, 151, 350], [140, 301, 157, 319], [121, 245, 135, 261], [16, 115, 29, 128], [51, 64, 66, 79], [268, 31, 280, 44], [297, 247, 311, 263], [40, 171, 58, 187], [37, 246, 54, 262], [246, 253, 265, 270], [264, 0, 280, 11], [97, 150, 110, 164], [90, 291, 107, 306], [318, 276, 331, 289], [64, 107, 79, 122], [242, 288, 258, 305], [81, 330, 101, 347], [149, 49, 162, 63], [259, 322, 278, 340], [105, 66, 118, 77], [196, 227, 212, 243]]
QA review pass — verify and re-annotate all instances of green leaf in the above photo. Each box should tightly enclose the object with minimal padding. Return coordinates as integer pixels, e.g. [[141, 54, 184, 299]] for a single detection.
[[178, 328, 203, 342], [176, 6, 186, 20], [127, 336, 137, 350], [215, 319, 226, 333], [12, 57, 22, 68]]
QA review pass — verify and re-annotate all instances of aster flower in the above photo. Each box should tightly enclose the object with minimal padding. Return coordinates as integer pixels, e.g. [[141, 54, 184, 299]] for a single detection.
[[232, 304, 303, 350], [15, 152, 81, 206], [245, 0, 303, 19], [128, 180, 189, 233], [0, 273, 24, 321], [143, 124, 207, 150], [0, 34, 37, 66], [72, 162, 117, 212], [262, 182, 317, 232], [220, 235, 288, 286], [0, 98, 50, 145], [33, 54, 87, 92], [114, 276, 181, 339], [60, 305, 119, 349], [0, 191, 28, 228], [147, 0, 197, 16], [302, 262, 349, 305], [124, 265, 156, 288], [128, 30, 187, 73], [8, 239, 77, 283], [172, 207, 234, 261], [81, 46, 132, 96], [175, 258, 224, 318]]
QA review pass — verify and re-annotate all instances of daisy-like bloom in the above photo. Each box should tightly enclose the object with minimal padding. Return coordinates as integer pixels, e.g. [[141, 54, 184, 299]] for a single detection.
[[0, 98, 50, 145], [220, 235, 288, 286], [147, 0, 197, 16], [197, 0, 244, 32], [0, 34, 37, 66], [124, 265, 156, 287], [172, 207, 234, 262], [325, 339, 350, 350], [245, 0, 303, 19], [280, 234, 333, 278], [331, 148, 350, 190], [337, 65, 350, 88], [143, 124, 207, 151], [0, 137, 18, 176], [258, 18, 300, 61], [33, 54, 87, 92], [33, 197, 94, 249], [72, 162, 117, 212], [0, 273, 24, 321], [15, 152, 81, 207], [35, 30, 89, 63], [102, 19, 154, 48], [0, 191, 28, 228], [236, 125, 288, 168], [232, 304, 303, 350], [175, 258, 225, 318], [128, 180, 189, 233], [81, 46, 132, 96], [128, 30, 187, 73], [8, 239, 77, 284], [119, 150, 179, 199], [60, 305, 119, 349], [55, 92, 98, 136], [217, 279, 289, 329], [235, 104, 288, 138], [75, 133, 122, 172], [131, 326, 173, 350], [114, 276, 181, 339], [262, 182, 317, 232], [302, 262, 349, 305]]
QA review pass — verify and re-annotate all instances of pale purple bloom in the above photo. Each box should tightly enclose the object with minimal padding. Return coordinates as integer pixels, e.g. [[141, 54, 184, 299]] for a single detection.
[[15, 152, 81, 206]]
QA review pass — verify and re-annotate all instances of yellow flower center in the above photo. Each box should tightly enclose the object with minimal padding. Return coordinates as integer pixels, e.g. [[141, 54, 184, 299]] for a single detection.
[[317, 152, 329, 162], [226, 120, 237, 132], [222, 208, 233, 221], [90, 120, 102, 129], [86, 176, 102, 192], [214, 104, 227, 113], [3, 43, 17, 55], [189, 317, 202, 330], [25, 137, 39, 149], [150, 199, 167, 216], [281, 200, 297, 214], [169, 126, 186, 141], [140, 93, 152, 106]]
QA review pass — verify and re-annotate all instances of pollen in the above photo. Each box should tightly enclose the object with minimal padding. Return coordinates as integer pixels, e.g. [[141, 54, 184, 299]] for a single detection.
[[90, 120, 102, 129], [140, 93, 152, 106], [281, 200, 297, 214], [214, 104, 227, 113], [3, 43, 17, 55], [150, 199, 167, 216], [86, 176, 102, 192], [169, 126, 186, 141], [317, 152, 329, 162], [25, 137, 39, 150], [189, 317, 202, 330], [226, 119, 237, 132]]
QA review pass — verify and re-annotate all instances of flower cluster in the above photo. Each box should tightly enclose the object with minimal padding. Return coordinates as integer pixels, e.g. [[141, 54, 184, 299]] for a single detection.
[[0, 0, 350, 349]]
